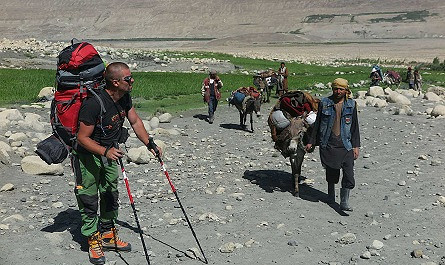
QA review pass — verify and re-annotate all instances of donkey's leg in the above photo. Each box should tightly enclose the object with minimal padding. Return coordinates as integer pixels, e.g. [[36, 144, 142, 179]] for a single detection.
[[290, 147, 306, 197], [250, 113, 254, 132], [239, 110, 244, 127]]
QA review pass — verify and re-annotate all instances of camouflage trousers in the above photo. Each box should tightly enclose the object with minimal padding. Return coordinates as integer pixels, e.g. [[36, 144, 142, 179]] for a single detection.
[[72, 151, 119, 237]]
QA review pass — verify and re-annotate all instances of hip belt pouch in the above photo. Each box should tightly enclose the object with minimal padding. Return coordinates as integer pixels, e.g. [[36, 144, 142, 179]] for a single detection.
[[35, 134, 69, 165]]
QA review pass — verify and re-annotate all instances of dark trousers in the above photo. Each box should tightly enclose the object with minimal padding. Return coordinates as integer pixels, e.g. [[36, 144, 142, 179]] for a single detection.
[[208, 96, 218, 117], [325, 158, 355, 189]]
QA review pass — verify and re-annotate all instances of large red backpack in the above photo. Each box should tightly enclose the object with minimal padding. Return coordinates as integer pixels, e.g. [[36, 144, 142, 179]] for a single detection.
[[51, 39, 106, 150]]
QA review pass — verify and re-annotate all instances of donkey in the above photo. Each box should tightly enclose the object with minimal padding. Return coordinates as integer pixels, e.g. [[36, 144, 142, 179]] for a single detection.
[[268, 91, 319, 197], [235, 96, 262, 132]]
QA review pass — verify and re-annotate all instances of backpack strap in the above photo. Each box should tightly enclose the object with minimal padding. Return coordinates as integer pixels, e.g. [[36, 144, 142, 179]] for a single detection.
[[87, 88, 107, 136]]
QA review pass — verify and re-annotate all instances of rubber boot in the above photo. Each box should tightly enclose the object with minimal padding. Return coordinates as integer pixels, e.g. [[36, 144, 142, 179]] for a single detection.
[[88, 231, 106, 265], [327, 182, 335, 204], [208, 114, 214, 124], [340, 188, 353, 211]]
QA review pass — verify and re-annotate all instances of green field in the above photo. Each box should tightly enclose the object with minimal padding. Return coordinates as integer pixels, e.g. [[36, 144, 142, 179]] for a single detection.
[[1, 54, 444, 115]]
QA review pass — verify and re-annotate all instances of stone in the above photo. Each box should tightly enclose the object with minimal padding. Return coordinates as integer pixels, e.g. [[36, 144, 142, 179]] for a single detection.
[[424, 92, 442, 102], [37, 87, 54, 101], [287, 240, 298, 246], [337, 233, 356, 244], [21, 155, 64, 175], [411, 249, 423, 258], [431, 105, 445, 117], [360, 251, 371, 259], [149, 117, 160, 129], [0, 149, 11, 165], [387, 91, 411, 105], [0, 109, 24, 121], [368, 86, 385, 97], [158, 113, 173, 123], [368, 240, 384, 250], [219, 242, 236, 253], [0, 183, 14, 192]]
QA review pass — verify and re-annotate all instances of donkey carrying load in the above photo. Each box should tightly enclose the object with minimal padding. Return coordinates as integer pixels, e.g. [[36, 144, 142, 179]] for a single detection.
[[253, 70, 278, 103], [268, 90, 319, 197], [228, 86, 262, 132]]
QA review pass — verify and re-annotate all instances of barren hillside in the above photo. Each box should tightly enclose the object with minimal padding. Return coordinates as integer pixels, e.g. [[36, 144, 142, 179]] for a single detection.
[[1, 0, 445, 61], [1, 0, 444, 40]]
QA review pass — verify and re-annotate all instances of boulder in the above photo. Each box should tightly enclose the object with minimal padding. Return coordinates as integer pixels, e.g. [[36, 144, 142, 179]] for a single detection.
[[355, 91, 367, 99], [372, 98, 388, 108], [142, 120, 152, 132], [384, 87, 393, 95], [427, 86, 445, 96], [126, 140, 166, 164], [0, 141, 12, 153], [37, 87, 54, 101], [18, 113, 45, 132], [400, 89, 420, 98], [367, 86, 385, 97], [21, 155, 64, 175], [0, 109, 24, 121], [431, 104, 445, 117], [9, 132, 27, 143], [149, 117, 160, 129], [394, 105, 413, 115], [387, 91, 411, 105], [0, 149, 11, 165], [159, 113, 173, 123], [424, 92, 442, 102]]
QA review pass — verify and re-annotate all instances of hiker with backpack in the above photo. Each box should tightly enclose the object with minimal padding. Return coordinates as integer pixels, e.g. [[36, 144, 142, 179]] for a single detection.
[[201, 69, 223, 124], [305, 78, 360, 212], [74, 62, 162, 265]]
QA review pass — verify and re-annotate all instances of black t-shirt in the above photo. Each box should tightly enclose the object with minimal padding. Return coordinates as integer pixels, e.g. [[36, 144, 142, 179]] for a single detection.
[[78, 89, 132, 147]]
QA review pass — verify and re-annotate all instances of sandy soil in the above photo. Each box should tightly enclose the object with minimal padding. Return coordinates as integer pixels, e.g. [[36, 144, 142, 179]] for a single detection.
[[0, 93, 444, 265]]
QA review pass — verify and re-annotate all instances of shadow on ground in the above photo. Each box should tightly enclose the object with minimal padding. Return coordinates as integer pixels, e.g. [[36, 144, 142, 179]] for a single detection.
[[219, 123, 246, 131], [41, 208, 87, 250], [243, 169, 349, 216], [116, 220, 200, 263], [193, 114, 208, 122]]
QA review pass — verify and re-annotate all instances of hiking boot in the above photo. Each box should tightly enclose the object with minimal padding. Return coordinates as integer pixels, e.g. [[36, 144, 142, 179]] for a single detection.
[[88, 231, 105, 265], [101, 227, 132, 252]]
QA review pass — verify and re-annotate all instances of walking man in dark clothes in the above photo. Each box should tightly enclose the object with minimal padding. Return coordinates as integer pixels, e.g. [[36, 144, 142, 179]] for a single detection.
[[201, 69, 223, 124], [305, 78, 360, 212], [74, 62, 162, 264]]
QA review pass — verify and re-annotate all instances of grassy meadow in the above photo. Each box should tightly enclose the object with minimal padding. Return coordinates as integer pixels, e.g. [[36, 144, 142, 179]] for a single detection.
[[1, 53, 444, 115]]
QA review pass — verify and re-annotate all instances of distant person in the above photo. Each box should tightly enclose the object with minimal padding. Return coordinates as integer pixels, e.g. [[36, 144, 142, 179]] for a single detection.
[[414, 69, 422, 91], [370, 68, 382, 86], [406, 67, 415, 90], [277, 62, 289, 96], [75, 62, 162, 265], [305, 78, 360, 212], [201, 69, 223, 124]]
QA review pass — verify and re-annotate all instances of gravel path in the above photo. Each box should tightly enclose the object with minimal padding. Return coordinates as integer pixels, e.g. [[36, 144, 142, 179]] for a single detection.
[[0, 94, 444, 265]]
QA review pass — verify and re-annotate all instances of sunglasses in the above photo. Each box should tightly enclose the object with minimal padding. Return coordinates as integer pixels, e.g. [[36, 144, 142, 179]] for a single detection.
[[121, 75, 133, 83]]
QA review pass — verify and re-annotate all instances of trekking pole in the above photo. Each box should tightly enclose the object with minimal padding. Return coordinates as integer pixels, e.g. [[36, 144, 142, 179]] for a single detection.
[[117, 157, 151, 265], [154, 151, 208, 264]]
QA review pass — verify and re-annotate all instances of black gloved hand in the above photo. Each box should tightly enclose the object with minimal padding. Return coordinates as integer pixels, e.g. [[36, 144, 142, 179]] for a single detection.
[[146, 137, 159, 156]]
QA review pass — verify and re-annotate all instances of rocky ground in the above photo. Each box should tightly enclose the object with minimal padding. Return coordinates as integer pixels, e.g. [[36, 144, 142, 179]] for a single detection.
[[1, 88, 445, 265]]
